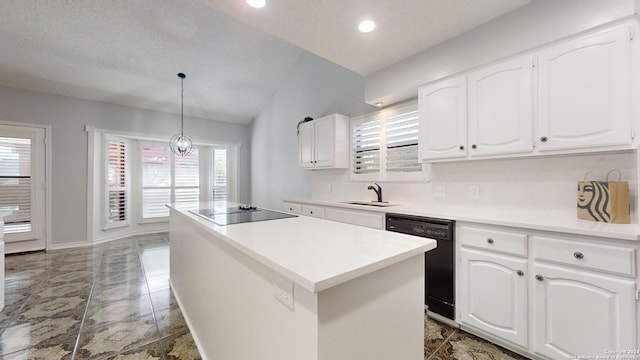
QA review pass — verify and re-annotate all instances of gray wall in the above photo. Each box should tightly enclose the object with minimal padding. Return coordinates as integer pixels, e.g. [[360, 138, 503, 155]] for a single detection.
[[365, 0, 637, 105], [251, 52, 375, 209], [0, 86, 251, 245]]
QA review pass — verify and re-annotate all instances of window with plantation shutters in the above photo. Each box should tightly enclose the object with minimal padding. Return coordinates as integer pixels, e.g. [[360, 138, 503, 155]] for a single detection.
[[105, 138, 128, 227], [212, 148, 228, 201], [350, 101, 428, 181], [174, 149, 199, 211], [141, 143, 171, 218], [386, 110, 421, 173], [0, 137, 32, 233], [352, 119, 381, 175]]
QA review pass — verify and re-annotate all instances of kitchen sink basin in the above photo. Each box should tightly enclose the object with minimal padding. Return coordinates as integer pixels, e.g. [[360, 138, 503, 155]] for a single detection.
[[343, 201, 398, 207]]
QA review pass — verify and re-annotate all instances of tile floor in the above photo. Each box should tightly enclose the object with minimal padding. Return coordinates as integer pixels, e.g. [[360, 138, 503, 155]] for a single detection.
[[0, 232, 527, 360]]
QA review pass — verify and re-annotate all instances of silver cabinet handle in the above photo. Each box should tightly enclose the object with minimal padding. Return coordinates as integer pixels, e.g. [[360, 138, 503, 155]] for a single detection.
[[516, 270, 524, 276], [535, 275, 544, 281], [574, 252, 584, 260], [487, 238, 494, 244]]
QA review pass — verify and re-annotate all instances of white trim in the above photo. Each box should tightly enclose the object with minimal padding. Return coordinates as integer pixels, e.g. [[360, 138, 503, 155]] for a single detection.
[[86, 127, 96, 246], [48, 230, 169, 251], [87, 125, 241, 148]]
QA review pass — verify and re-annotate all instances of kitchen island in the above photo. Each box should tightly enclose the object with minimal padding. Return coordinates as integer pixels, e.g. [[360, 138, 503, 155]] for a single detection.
[[168, 203, 437, 360]]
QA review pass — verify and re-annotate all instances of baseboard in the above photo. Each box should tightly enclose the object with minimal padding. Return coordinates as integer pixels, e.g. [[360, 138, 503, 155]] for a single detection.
[[47, 230, 169, 251]]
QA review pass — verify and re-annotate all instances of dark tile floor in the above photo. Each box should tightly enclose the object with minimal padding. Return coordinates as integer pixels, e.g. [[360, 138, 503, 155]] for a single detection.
[[0, 232, 527, 360]]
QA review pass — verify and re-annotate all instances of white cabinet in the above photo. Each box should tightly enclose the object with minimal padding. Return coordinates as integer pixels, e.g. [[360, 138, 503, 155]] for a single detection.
[[298, 114, 349, 169], [419, 77, 467, 160], [458, 225, 529, 348], [459, 248, 528, 348], [458, 223, 639, 360], [467, 56, 534, 157], [282, 202, 302, 215], [283, 201, 384, 229], [537, 24, 632, 151], [532, 263, 636, 358]]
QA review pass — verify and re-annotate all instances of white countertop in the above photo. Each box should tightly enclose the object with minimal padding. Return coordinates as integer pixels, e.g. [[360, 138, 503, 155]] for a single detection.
[[284, 198, 640, 241], [168, 202, 437, 293]]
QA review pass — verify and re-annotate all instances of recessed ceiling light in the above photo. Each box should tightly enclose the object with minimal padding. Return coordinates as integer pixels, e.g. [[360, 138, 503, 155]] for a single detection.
[[358, 20, 376, 33], [247, 0, 266, 9], [375, 102, 383, 107]]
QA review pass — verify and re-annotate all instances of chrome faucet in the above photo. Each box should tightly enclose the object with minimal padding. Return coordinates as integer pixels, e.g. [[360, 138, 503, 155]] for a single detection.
[[367, 183, 383, 203]]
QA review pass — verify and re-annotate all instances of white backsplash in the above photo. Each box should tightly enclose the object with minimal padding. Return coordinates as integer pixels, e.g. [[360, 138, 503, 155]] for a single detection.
[[311, 152, 638, 222]]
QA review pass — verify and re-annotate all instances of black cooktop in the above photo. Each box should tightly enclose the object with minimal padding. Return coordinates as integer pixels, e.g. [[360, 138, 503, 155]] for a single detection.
[[190, 206, 297, 226]]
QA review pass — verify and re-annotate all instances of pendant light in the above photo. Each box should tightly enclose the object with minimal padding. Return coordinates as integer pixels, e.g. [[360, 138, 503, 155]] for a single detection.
[[170, 73, 193, 156]]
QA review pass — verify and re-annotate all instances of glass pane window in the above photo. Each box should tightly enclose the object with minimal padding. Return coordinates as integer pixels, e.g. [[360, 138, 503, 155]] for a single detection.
[[141, 144, 171, 219], [212, 148, 228, 201], [106, 139, 127, 225], [0, 137, 32, 233]]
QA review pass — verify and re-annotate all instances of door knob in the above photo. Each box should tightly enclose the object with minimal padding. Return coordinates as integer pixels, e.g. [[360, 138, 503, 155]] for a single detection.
[[459, 145, 465, 150], [516, 270, 524, 276], [486, 238, 494, 244], [535, 275, 544, 281], [540, 136, 548, 142], [574, 252, 584, 260]]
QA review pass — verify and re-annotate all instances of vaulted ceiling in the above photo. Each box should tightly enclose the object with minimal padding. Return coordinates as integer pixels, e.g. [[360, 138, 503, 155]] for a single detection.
[[0, 0, 529, 124]]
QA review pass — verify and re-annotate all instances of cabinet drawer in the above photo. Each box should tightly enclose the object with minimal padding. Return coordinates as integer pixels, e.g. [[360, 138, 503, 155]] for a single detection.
[[301, 205, 324, 219], [324, 207, 384, 229], [282, 202, 302, 215], [459, 226, 527, 256], [533, 236, 635, 277]]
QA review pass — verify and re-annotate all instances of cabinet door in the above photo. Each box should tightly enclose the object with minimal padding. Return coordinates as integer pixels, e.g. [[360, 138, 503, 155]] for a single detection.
[[298, 122, 315, 168], [537, 25, 632, 151], [314, 116, 335, 168], [468, 56, 533, 157], [459, 248, 528, 348], [419, 77, 467, 160], [532, 263, 636, 359]]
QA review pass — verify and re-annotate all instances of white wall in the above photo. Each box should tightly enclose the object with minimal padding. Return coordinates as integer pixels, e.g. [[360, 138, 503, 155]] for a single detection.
[[365, 0, 637, 105], [251, 52, 375, 209], [0, 86, 251, 246]]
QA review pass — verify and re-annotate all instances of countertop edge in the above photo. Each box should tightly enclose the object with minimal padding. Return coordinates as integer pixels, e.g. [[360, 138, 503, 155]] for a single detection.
[[284, 198, 640, 241]]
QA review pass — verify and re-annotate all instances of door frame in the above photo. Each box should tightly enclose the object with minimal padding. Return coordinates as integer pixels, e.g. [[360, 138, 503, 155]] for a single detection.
[[0, 120, 52, 252]]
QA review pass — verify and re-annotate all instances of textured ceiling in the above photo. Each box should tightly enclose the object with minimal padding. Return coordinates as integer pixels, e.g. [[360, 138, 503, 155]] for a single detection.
[[0, 0, 302, 124], [0, 0, 530, 124]]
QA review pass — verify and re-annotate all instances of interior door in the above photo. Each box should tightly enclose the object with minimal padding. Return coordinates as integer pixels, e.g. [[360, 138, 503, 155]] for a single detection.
[[0, 125, 46, 252]]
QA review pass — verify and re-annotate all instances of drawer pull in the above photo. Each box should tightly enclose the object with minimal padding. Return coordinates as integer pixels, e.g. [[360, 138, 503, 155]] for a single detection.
[[573, 251, 584, 260], [535, 275, 544, 282], [516, 270, 524, 276], [486, 238, 494, 244], [310, 211, 313, 214], [289, 208, 293, 211]]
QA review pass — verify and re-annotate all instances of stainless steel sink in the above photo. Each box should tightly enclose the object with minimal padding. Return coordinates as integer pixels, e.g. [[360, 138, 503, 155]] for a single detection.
[[343, 201, 398, 207]]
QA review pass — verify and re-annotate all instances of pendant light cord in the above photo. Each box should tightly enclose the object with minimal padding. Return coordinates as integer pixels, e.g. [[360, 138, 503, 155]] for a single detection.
[[180, 75, 184, 136]]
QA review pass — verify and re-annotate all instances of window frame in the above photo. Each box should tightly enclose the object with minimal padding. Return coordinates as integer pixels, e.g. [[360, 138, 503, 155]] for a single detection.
[[349, 101, 430, 182]]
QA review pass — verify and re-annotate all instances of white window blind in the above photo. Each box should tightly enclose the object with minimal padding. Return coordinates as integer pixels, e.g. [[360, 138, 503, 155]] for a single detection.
[[0, 137, 32, 233], [141, 143, 171, 219], [212, 148, 228, 201], [352, 119, 381, 174], [106, 139, 127, 225], [174, 149, 199, 211], [386, 110, 421, 173]]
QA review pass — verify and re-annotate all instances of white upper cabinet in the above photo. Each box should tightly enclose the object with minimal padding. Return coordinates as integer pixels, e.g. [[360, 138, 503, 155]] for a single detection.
[[298, 121, 315, 169], [537, 24, 632, 151], [298, 114, 349, 170], [419, 77, 467, 160], [468, 56, 534, 157]]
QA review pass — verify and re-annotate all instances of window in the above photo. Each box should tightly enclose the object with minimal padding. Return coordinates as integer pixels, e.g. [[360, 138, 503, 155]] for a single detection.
[[211, 148, 228, 201], [0, 137, 32, 233], [352, 119, 381, 175], [173, 149, 199, 211], [141, 143, 171, 218], [105, 137, 129, 228], [350, 101, 427, 181]]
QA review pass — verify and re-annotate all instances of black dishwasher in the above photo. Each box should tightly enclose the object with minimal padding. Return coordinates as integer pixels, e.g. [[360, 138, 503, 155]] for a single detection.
[[385, 213, 455, 321]]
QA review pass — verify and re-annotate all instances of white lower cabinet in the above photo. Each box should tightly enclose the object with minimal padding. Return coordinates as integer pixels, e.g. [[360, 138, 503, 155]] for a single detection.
[[283, 201, 384, 229], [458, 223, 638, 360], [459, 248, 528, 348], [532, 262, 636, 359]]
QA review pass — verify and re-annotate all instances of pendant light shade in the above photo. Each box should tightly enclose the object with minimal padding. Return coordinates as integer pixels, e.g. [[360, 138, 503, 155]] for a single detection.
[[170, 73, 193, 156]]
